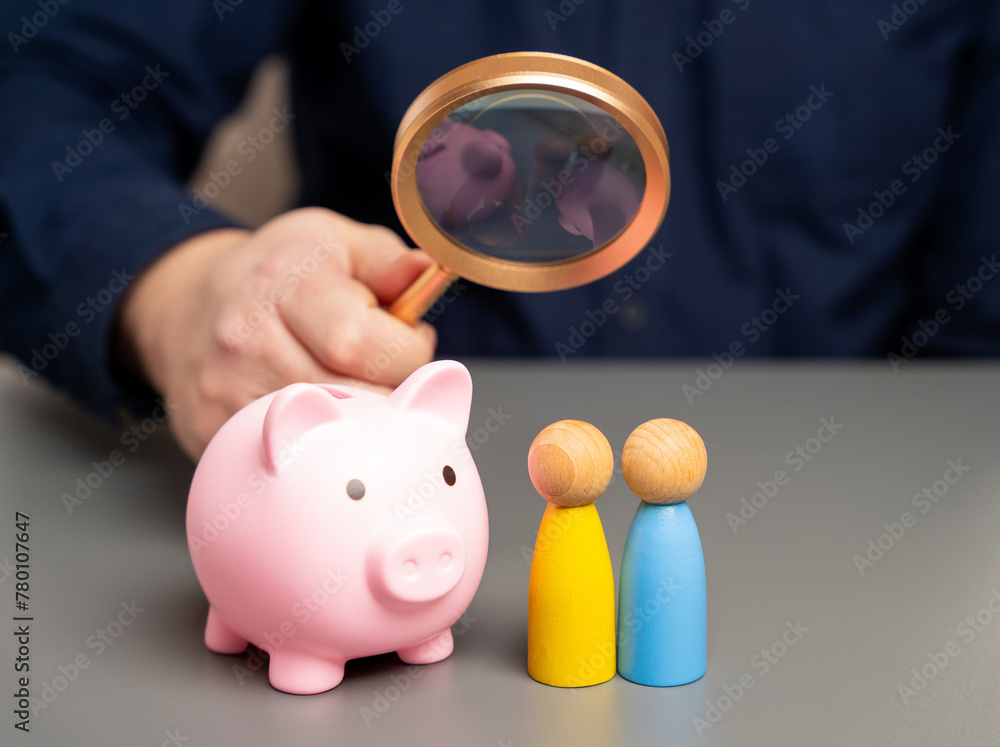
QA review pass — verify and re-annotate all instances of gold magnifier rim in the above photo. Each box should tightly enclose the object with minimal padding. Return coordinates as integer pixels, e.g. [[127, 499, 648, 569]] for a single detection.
[[391, 51, 670, 293]]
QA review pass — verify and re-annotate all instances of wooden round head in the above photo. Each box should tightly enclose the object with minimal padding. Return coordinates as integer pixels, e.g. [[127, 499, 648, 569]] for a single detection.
[[622, 419, 707, 504], [528, 420, 614, 507]]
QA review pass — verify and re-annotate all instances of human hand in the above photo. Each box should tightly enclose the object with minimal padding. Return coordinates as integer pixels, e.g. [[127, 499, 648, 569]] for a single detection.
[[116, 208, 436, 460]]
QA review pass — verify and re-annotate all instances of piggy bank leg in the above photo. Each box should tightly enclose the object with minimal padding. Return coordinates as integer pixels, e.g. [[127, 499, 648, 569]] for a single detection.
[[204, 606, 249, 654], [397, 628, 453, 665], [267, 651, 346, 695]]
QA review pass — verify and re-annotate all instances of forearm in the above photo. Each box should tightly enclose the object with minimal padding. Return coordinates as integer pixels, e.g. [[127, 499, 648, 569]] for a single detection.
[[0, 0, 300, 414], [115, 228, 251, 398]]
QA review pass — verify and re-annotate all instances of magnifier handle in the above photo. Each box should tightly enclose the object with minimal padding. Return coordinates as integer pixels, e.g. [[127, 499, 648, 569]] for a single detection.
[[388, 262, 458, 325]]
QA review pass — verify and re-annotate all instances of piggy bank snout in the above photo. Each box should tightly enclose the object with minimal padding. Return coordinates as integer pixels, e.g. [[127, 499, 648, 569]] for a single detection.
[[369, 525, 467, 604]]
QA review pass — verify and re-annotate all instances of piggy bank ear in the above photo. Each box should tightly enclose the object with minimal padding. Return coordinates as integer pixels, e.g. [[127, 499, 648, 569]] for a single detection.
[[390, 360, 473, 432], [262, 384, 350, 475]]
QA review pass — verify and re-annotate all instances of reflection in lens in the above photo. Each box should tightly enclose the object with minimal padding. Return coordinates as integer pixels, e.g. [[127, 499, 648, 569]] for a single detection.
[[414, 90, 646, 264]]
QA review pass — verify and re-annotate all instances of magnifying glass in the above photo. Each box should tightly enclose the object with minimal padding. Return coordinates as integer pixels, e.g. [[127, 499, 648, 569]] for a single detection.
[[387, 52, 670, 325]]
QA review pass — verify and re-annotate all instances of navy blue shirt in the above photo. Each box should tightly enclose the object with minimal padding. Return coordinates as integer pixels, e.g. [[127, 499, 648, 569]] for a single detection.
[[1, 0, 998, 418]]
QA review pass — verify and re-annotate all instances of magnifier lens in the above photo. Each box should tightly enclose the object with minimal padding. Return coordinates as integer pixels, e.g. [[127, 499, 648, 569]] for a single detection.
[[414, 89, 647, 264]]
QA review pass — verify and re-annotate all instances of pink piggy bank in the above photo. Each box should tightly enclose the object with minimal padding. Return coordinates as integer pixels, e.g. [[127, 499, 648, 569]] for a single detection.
[[186, 360, 489, 695], [416, 118, 518, 230]]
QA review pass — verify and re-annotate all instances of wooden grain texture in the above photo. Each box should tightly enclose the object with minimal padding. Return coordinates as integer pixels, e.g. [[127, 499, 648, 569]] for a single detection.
[[527, 420, 614, 507], [622, 418, 707, 504]]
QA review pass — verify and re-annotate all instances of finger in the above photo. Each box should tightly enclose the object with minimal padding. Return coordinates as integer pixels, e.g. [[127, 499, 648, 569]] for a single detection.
[[263, 317, 397, 395], [280, 273, 437, 386], [203, 315, 339, 414], [183, 325, 394, 461], [345, 225, 435, 305], [256, 208, 433, 306]]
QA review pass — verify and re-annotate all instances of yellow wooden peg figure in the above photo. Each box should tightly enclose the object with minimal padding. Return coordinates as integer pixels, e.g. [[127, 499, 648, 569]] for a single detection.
[[527, 419, 616, 687]]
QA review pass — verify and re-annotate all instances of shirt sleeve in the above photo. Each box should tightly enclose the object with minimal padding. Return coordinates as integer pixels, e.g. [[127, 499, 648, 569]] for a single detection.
[[0, 0, 303, 416], [908, 0, 1000, 359]]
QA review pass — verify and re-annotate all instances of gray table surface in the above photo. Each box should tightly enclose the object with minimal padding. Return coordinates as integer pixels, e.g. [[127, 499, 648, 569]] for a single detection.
[[1, 356, 999, 746]]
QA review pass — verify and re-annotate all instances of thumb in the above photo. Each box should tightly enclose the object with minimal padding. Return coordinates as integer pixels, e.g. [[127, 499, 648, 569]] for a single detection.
[[351, 230, 436, 305]]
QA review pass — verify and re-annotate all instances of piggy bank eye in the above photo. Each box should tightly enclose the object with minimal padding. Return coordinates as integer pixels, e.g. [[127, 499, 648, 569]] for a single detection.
[[442, 466, 456, 486], [346, 479, 365, 500]]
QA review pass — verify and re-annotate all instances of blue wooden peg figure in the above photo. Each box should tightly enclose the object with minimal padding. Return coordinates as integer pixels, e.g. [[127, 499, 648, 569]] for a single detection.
[[618, 418, 708, 686]]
